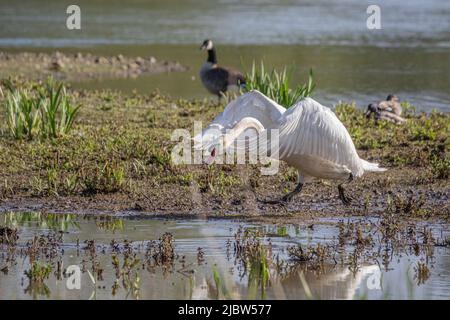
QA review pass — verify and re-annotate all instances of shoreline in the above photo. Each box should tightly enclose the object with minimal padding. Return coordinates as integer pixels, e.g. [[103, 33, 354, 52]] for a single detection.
[[0, 51, 188, 82]]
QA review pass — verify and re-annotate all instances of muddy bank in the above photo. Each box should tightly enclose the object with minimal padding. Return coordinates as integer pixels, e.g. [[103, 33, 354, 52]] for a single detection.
[[0, 80, 448, 221], [0, 164, 448, 223], [0, 51, 188, 81]]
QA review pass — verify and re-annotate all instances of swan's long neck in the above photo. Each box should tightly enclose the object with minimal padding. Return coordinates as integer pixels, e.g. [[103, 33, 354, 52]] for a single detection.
[[223, 117, 264, 149]]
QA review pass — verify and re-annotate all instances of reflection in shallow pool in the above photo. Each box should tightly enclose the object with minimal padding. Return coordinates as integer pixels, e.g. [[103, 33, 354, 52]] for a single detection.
[[0, 212, 449, 299]]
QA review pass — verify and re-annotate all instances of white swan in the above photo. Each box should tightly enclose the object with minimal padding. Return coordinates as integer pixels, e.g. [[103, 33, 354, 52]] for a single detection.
[[193, 90, 286, 152], [202, 94, 386, 205]]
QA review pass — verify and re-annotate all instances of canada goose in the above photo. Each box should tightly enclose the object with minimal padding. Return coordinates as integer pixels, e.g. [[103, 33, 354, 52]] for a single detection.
[[366, 94, 406, 124], [199, 91, 386, 205], [199, 39, 245, 100]]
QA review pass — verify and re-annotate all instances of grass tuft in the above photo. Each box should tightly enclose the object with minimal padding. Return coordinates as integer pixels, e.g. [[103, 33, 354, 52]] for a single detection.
[[244, 61, 315, 107], [1, 78, 80, 140]]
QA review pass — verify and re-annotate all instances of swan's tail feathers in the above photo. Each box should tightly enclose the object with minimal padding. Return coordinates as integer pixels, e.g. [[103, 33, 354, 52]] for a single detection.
[[360, 159, 387, 172]]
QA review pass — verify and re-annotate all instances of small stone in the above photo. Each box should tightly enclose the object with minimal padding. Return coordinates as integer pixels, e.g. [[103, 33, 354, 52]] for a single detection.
[[127, 62, 139, 70], [95, 56, 108, 64], [54, 51, 63, 59], [50, 60, 64, 71], [135, 56, 144, 65]]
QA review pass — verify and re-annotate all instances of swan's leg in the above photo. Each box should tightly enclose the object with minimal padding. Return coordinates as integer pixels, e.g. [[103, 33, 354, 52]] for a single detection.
[[282, 182, 303, 202], [338, 173, 353, 206], [281, 173, 304, 202], [258, 173, 304, 204]]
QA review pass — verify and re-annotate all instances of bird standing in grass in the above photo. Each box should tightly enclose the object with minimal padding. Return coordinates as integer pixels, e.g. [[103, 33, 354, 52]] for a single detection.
[[198, 91, 386, 205], [199, 39, 245, 101], [366, 94, 406, 124]]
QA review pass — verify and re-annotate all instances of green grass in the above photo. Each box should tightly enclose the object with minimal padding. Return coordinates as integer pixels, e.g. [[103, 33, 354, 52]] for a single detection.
[[1, 78, 80, 140], [0, 78, 448, 217], [430, 153, 450, 179], [38, 79, 81, 138], [244, 61, 315, 107], [3, 87, 41, 140]]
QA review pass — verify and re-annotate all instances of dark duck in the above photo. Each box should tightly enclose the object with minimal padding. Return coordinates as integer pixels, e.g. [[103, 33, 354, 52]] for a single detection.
[[199, 39, 245, 100], [366, 94, 406, 124]]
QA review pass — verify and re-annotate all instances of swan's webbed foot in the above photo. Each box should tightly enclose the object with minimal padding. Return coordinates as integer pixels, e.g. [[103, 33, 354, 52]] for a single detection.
[[258, 182, 303, 205], [338, 184, 352, 206], [281, 182, 303, 203]]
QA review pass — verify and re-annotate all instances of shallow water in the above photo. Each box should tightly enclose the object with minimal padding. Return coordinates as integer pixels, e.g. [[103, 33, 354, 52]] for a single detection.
[[1, 0, 449, 48], [0, 212, 449, 300], [4, 44, 450, 112], [1, 0, 450, 111]]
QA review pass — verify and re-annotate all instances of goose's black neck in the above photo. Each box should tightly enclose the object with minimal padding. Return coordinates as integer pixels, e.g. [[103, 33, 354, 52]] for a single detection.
[[207, 48, 217, 64]]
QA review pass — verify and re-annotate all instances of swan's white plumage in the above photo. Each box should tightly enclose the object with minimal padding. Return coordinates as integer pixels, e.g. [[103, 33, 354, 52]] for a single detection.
[[203, 91, 386, 185], [193, 90, 285, 149], [277, 97, 365, 177]]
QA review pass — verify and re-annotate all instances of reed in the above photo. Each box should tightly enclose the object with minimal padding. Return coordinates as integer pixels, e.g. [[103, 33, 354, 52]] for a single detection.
[[1, 78, 80, 140], [244, 61, 315, 107]]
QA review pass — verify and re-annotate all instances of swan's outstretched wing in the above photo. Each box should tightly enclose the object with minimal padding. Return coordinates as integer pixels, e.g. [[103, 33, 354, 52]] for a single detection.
[[193, 90, 285, 149], [278, 97, 365, 176]]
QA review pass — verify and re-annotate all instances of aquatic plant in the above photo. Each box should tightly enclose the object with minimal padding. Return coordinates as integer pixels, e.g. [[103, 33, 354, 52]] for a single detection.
[[244, 61, 315, 107], [1, 78, 80, 140], [110, 241, 141, 299], [38, 79, 81, 138], [287, 243, 331, 270], [25, 261, 52, 283], [0, 226, 19, 245], [233, 227, 273, 299], [414, 261, 430, 285], [3, 86, 41, 140], [212, 266, 227, 299], [96, 216, 125, 233], [2, 211, 79, 231], [144, 232, 175, 277]]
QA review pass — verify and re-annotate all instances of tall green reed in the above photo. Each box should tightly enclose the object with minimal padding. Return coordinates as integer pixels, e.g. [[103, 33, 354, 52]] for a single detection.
[[1, 79, 81, 140], [244, 61, 315, 108]]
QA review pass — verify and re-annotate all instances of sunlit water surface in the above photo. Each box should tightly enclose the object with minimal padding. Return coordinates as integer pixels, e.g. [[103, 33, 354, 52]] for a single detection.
[[0, 0, 449, 111], [0, 212, 448, 300]]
